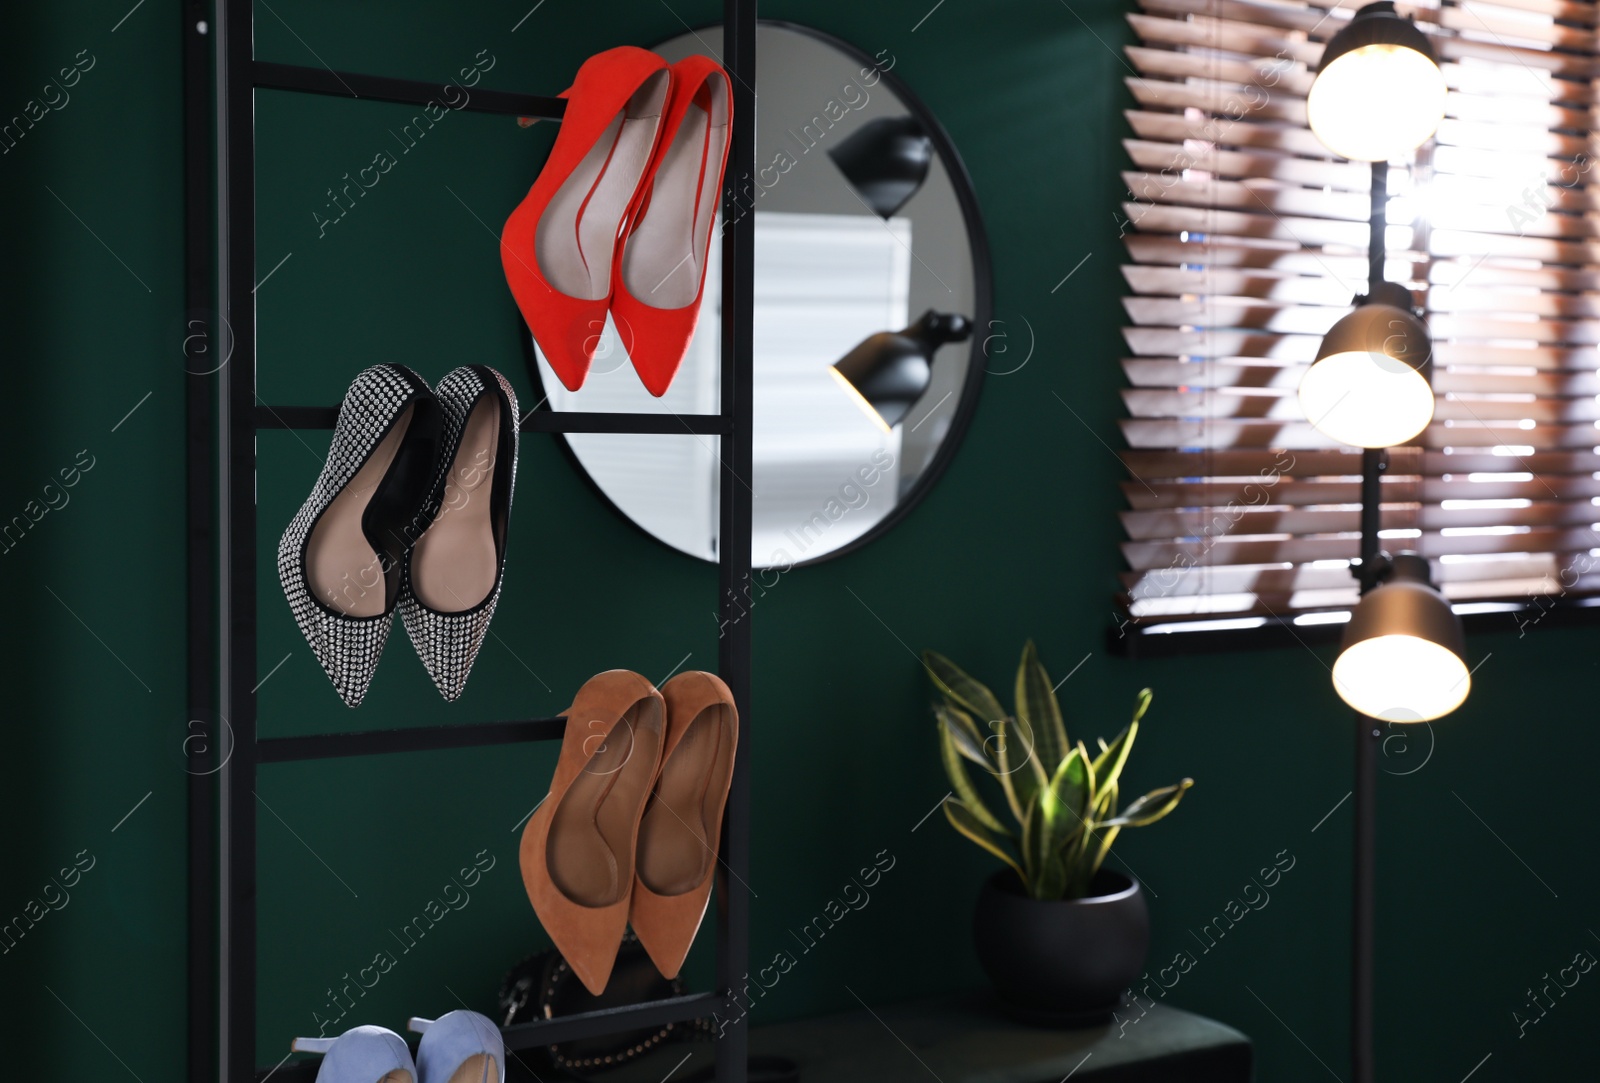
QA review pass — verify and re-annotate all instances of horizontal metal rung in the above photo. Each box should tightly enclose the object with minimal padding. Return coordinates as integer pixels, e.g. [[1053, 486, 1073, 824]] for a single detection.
[[501, 991, 719, 1051], [254, 405, 730, 436], [250, 60, 565, 120], [522, 411, 730, 435], [258, 717, 566, 763], [253, 992, 720, 1081], [254, 405, 339, 429]]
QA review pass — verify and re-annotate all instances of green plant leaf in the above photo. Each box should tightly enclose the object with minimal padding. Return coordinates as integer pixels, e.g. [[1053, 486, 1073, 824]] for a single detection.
[[1094, 778, 1119, 823], [1131, 687, 1154, 725], [989, 715, 1040, 822], [1021, 790, 1062, 897], [1074, 779, 1117, 883], [921, 650, 1040, 819], [922, 650, 1007, 727], [944, 799, 1023, 881], [1021, 790, 1040, 865], [939, 703, 990, 768], [938, 715, 1008, 835], [1091, 720, 1138, 796], [1092, 692, 1151, 795], [1024, 743, 1095, 896], [1084, 824, 1123, 888], [1015, 640, 1069, 786], [1032, 853, 1068, 901], [1100, 778, 1195, 828], [1057, 753, 1103, 889], [1047, 742, 1095, 838]]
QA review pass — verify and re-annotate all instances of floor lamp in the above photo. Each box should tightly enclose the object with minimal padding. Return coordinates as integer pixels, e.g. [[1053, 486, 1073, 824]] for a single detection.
[[1296, 5, 1472, 1081]]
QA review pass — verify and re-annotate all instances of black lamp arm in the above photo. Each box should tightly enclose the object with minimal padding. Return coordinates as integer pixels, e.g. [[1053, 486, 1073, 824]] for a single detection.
[[1351, 550, 1394, 595]]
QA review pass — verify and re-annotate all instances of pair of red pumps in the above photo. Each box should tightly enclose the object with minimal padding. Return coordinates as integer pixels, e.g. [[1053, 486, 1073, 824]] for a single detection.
[[501, 47, 733, 398]]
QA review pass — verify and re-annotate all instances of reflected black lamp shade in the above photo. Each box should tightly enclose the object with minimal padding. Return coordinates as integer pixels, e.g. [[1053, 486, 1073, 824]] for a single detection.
[[830, 310, 972, 430], [828, 116, 933, 219]]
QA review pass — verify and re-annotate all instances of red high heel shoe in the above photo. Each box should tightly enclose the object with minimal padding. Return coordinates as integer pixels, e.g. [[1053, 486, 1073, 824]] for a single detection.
[[501, 47, 672, 392], [610, 55, 733, 398]]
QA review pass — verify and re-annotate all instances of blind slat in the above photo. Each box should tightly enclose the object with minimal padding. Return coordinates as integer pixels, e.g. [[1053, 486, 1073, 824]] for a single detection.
[[1122, 500, 1600, 540], [1123, 554, 1594, 600], [1126, 76, 1306, 122], [1429, 260, 1600, 292], [1122, 358, 1600, 395], [1122, 527, 1600, 571], [1120, 419, 1600, 449], [1126, 327, 1598, 369], [1136, 0, 1597, 34], [1120, 448, 1600, 477], [1123, 299, 1347, 332], [1123, 474, 1600, 509], [1126, 298, 1600, 343], [1123, 389, 1600, 423], [1126, 267, 1600, 318], [1123, 141, 1372, 191], [1122, 267, 1357, 304], [1430, 288, 1600, 318], [1123, 202, 1374, 246], [1124, 110, 1330, 156], [1126, 47, 1316, 95], [1123, 173, 1374, 221]]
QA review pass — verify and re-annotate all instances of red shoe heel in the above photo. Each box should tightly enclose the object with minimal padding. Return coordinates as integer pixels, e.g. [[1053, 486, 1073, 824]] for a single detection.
[[501, 47, 672, 392], [610, 55, 733, 398]]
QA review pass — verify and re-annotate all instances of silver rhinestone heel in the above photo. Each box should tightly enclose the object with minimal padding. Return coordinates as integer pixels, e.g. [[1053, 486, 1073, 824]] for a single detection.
[[277, 364, 443, 707], [399, 365, 520, 701]]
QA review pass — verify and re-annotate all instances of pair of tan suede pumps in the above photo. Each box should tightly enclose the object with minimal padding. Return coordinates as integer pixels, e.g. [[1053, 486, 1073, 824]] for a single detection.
[[519, 669, 738, 995]]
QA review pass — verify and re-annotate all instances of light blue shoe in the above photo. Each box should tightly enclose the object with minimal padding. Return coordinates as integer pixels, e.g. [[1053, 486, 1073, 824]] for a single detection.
[[409, 1011, 504, 1083], [292, 1025, 416, 1083]]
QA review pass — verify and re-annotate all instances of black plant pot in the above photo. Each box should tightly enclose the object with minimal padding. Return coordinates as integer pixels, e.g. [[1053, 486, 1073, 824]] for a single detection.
[[972, 868, 1150, 1026]]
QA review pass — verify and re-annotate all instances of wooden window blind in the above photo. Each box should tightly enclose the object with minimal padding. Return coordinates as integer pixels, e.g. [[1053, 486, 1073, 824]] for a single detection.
[[1117, 0, 1600, 636]]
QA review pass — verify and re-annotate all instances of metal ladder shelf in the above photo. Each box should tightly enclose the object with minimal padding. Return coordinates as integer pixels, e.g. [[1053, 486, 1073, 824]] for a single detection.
[[183, 2, 757, 1080]]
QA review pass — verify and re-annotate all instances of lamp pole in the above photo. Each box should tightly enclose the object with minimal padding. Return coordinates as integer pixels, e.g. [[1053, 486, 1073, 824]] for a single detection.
[[1352, 477, 1380, 1083], [1306, 6, 1454, 1069], [1350, 155, 1389, 1083]]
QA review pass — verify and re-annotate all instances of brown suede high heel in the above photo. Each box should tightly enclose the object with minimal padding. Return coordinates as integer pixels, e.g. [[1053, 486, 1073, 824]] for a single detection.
[[520, 670, 664, 995], [629, 671, 739, 979]]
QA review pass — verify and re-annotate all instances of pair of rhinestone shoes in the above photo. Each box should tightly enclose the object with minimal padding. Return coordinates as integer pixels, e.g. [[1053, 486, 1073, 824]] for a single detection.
[[277, 363, 518, 707]]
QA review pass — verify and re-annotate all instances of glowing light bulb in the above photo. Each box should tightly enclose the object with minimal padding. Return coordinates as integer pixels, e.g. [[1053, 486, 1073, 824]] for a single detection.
[[1307, 2, 1446, 162], [1299, 303, 1434, 449]]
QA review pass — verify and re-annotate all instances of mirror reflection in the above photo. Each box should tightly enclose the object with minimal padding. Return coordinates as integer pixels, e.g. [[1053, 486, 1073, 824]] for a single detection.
[[531, 23, 988, 567]]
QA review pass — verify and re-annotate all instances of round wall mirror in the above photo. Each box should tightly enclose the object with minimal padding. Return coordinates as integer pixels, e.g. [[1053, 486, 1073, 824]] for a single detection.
[[528, 22, 991, 568]]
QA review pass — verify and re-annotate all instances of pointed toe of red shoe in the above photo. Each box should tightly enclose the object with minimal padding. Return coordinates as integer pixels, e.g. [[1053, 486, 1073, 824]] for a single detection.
[[610, 55, 732, 398], [609, 293, 700, 397]]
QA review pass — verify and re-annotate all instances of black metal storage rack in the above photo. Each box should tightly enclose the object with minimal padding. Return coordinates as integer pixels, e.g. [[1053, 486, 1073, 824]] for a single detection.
[[183, 2, 757, 1080]]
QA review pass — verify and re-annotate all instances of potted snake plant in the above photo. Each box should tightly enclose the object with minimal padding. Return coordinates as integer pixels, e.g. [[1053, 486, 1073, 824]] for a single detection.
[[924, 642, 1193, 1024]]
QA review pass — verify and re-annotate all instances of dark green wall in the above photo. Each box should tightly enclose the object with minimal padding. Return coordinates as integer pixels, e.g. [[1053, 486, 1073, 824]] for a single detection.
[[4, 1, 1596, 1079]]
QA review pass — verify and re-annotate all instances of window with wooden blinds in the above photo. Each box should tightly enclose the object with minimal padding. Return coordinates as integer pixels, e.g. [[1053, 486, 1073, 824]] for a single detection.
[[1116, 0, 1600, 643]]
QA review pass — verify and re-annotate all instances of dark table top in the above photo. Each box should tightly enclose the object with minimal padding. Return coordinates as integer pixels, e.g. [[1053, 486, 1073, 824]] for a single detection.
[[518, 994, 1253, 1083]]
